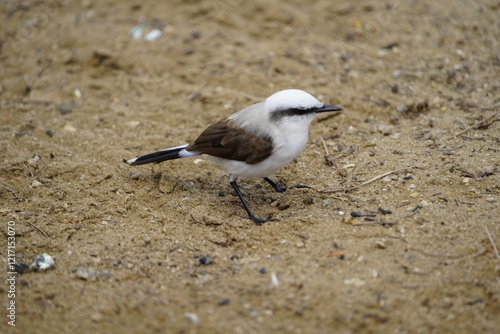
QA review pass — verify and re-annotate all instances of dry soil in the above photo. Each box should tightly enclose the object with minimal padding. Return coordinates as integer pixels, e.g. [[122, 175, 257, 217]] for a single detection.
[[1, 1, 499, 333]]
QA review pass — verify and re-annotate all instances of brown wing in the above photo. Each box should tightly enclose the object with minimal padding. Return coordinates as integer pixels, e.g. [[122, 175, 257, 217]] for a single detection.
[[186, 119, 273, 164]]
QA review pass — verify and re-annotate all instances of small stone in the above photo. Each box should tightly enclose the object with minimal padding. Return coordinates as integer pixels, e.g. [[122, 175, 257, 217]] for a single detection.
[[456, 49, 466, 59], [13, 263, 31, 274], [57, 101, 75, 115], [76, 267, 97, 281], [397, 105, 408, 113], [303, 195, 314, 205], [271, 272, 279, 287], [378, 207, 392, 215], [344, 278, 366, 287], [375, 240, 387, 249], [481, 166, 494, 176], [485, 197, 495, 202], [376, 124, 394, 135], [31, 180, 42, 188], [27, 156, 40, 167], [409, 192, 420, 199], [184, 313, 200, 325], [32, 253, 55, 270], [217, 298, 230, 306], [130, 172, 142, 180], [392, 70, 402, 78], [350, 211, 363, 217], [98, 270, 111, 279], [126, 120, 142, 128], [197, 256, 213, 265], [296, 241, 305, 248], [63, 123, 77, 132]]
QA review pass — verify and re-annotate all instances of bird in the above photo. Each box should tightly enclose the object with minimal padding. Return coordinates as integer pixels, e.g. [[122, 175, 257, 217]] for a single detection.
[[127, 89, 342, 225]]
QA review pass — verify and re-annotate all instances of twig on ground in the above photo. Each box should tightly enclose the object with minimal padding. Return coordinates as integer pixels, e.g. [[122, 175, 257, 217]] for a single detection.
[[411, 247, 487, 259], [448, 112, 499, 140], [319, 168, 409, 193], [2, 186, 21, 202], [320, 137, 330, 157], [26, 221, 50, 238], [485, 226, 500, 266]]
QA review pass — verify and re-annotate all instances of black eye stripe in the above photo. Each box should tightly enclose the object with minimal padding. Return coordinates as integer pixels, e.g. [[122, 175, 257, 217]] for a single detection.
[[270, 108, 314, 120]]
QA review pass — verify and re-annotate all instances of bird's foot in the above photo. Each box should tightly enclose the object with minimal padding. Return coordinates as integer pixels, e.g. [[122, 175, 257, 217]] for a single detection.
[[243, 215, 279, 226], [287, 184, 311, 191], [263, 177, 310, 193], [273, 184, 311, 193]]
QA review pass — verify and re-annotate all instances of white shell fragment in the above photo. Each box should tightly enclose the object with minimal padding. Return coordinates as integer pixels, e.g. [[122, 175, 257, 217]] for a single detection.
[[130, 23, 164, 41], [144, 29, 162, 41], [271, 272, 279, 287], [32, 253, 55, 270]]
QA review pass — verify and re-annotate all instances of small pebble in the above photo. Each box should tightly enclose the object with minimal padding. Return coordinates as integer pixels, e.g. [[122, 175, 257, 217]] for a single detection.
[[197, 256, 213, 265], [31, 180, 42, 188], [397, 105, 408, 113], [482, 166, 494, 176], [350, 211, 363, 217], [270, 272, 279, 287], [57, 101, 75, 115], [130, 172, 142, 180], [303, 195, 314, 205], [378, 207, 392, 215], [344, 278, 366, 287], [126, 120, 142, 128], [32, 253, 54, 270], [13, 263, 31, 274], [27, 156, 40, 167], [63, 123, 77, 132], [218, 298, 230, 306], [76, 267, 97, 281], [392, 70, 402, 78], [485, 197, 495, 202], [184, 312, 200, 325]]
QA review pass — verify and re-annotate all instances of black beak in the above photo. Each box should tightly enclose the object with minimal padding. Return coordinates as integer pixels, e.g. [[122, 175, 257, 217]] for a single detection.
[[314, 104, 342, 113]]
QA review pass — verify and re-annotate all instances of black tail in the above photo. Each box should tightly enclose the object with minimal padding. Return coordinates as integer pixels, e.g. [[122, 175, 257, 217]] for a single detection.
[[127, 144, 194, 165]]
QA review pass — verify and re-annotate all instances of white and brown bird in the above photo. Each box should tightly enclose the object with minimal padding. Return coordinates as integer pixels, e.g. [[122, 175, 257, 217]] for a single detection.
[[128, 89, 342, 224]]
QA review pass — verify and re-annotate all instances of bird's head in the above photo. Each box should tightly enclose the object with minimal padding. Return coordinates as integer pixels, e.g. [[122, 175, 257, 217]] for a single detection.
[[265, 89, 342, 123]]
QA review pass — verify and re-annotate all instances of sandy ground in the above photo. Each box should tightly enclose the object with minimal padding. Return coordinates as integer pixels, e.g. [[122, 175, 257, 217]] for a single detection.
[[1, 0, 499, 333]]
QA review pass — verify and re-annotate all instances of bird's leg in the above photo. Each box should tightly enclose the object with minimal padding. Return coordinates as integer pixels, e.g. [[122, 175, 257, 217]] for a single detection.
[[230, 180, 277, 225], [263, 177, 311, 193]]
